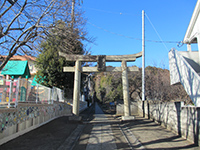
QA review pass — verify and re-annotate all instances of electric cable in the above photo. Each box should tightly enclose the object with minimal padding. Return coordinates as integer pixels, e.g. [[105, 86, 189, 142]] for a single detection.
[[84, 6, 183, 45], [82, 6, 140, 17], [88, 21, 182, 44], [145, 12, 169, 51]]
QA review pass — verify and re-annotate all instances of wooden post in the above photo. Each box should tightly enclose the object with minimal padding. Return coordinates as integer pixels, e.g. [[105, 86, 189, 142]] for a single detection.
[[121, 61, 131, 117], [73, 60, 81, 115]]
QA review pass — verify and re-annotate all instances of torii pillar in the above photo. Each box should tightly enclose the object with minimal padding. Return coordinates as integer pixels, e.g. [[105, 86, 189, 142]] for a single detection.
[[59, 52, 142, 120], [121, 60, 131, 119], [73, 60, 81, 115]]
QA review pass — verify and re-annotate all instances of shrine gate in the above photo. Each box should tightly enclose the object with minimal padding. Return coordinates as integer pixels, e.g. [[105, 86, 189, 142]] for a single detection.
[[59, 52, 142, 120]]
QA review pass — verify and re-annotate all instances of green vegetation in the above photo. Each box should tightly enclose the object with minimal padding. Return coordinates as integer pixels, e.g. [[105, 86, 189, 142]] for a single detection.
[[35, 21, 85, 90], [94, 72, 123, 103], [92, 66, 191, 104]]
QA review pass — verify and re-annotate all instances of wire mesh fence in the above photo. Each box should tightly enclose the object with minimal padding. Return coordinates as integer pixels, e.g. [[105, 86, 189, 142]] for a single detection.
[[0, 78, 65, 108]]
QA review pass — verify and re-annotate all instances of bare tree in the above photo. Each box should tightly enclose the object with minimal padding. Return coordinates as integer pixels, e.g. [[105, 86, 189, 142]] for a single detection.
[[128, 69, 142, 100], [0, 0, 87, 70]]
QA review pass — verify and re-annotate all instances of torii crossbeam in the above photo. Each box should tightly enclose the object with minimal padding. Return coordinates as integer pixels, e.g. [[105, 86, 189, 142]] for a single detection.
[[59, 51, 142, 120]]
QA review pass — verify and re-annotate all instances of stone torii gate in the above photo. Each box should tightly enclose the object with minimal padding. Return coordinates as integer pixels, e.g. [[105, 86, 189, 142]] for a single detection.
[[59, 51, 142, 120]]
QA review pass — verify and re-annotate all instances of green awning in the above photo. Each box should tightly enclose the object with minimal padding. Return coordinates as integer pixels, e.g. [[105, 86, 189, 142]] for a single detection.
[[1, 60, 31, 79]]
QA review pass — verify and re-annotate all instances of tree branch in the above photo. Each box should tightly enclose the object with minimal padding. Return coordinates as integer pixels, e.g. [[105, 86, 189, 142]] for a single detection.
[[0, 1, 13, 19], [3, 0, 27, 37]]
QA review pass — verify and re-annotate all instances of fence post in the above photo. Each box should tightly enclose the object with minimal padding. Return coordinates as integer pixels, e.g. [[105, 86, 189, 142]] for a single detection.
[[15, 78, 20, 107], [2, 76, 6, 103], [58, 89, 62, 102], [36, 84, 39, 103], [8, 79, 13, 108], [51, 87, 54, 104], [48, 88, 51, 104]]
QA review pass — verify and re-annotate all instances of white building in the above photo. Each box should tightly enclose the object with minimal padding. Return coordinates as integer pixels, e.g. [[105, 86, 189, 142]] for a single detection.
[[169, 0, 200, 106]]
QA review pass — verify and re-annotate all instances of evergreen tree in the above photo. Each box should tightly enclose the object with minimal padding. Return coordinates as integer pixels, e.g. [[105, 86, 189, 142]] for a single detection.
[[35, 21, 85, 89]]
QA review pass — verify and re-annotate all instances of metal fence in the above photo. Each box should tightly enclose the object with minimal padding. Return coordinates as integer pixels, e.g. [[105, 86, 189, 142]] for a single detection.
[[0, 78, 64, 108]]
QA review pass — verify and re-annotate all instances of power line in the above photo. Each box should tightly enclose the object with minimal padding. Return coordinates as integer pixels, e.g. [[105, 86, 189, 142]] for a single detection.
[[82, 6, 140, 17], [145, 13, 169, 51], [83, 7, 183, 45], [87, 21, 182, 44]]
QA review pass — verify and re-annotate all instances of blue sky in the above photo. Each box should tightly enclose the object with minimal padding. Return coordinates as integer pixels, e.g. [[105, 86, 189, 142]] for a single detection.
[[81, 0, 198, 69]]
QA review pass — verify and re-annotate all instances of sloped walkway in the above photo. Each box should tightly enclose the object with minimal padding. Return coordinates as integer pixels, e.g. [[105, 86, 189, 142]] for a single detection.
[[0, 103, 199, 150], [75, 103, 199, 150], [124, 117, 198, 150], [86, 103, 117, 150]]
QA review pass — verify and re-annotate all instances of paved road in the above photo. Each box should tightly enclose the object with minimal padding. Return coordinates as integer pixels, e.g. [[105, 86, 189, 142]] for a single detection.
[[0, 103, 199, 150], [85, 103, 117, 150], [74, 103, 199, 150]]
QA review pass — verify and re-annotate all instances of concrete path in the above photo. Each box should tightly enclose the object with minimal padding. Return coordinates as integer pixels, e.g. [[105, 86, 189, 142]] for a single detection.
[[86, 104, 199, 150], [0, 103, 199, 150], [124, 117, 199, 150], [86, 103, 117, 150]]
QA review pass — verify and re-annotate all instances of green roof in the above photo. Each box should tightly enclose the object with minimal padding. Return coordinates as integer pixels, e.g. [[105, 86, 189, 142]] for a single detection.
[[1, 60, 31, 79]]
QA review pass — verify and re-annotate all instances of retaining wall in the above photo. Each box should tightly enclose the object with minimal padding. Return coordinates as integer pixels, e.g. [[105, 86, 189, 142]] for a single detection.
[[0, 101, 72, 145], [116, 100, 138, 115], [138, 101, 200, 145]]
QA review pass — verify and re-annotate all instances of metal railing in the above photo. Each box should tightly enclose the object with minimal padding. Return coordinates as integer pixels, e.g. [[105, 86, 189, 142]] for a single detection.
[[0, 78, 65, 108]]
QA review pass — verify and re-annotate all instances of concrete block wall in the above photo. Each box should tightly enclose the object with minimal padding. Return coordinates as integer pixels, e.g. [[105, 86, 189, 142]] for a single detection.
[[0, 102, 72, 145], [138, 100, 200, 145], [116, 100, 138, 116]]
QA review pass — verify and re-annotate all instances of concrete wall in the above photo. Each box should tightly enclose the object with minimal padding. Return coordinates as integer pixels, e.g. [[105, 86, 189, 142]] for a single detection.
[[138, 100, 200, 145], [116, 100, 138, 116], [169, 49, 200, 106], [0, 102, 72, 145], [179, 51, 200, 71]]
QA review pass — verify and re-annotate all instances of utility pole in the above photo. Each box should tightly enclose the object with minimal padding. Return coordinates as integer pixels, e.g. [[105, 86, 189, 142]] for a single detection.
[[71, 0, 75, 31], [142, 10, 145, 101]]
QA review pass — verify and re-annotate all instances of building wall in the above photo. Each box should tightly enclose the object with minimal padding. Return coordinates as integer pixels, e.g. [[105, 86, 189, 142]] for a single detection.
[[27, 60, 37, 75], [184, 0, 200, 43], [169, 49, 200, 106], [179, 51, 200, 69], [190, 7, 200, 40]]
